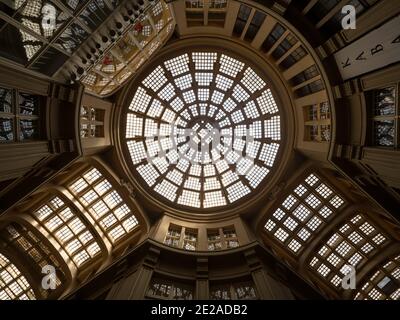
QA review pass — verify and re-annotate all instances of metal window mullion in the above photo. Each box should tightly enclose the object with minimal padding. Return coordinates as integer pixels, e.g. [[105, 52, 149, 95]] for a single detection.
[[219, 228, 227, 249], [0, 11, 49, 43], [26, 6, 76, 68], [177, 226, 185, 249], [266, 29, 289, 56]]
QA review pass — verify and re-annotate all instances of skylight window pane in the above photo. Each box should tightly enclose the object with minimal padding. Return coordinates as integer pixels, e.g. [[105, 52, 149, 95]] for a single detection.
[[164, 54, 190, 76], [0, 253, 35, 300], [241, 67, 266, 93], [175, 74, 193, 90], [155, 180, 178, 202], [265, 116, 281, 140], [195, 73, 214, 86], [129, 87, 152, 112], [143, 66, 168, 91], [126, 114, 143, 138], [192, 52, 218, 70], [219, 54, 244, 77], [257, 89, 279, 115], [178, 190, 201, 208], [216, 75, 234, 91], [158, 83, 175, 101]]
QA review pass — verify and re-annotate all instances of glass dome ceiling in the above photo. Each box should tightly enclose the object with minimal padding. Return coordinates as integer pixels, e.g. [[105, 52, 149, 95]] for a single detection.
[[124, 51, 282, 209]]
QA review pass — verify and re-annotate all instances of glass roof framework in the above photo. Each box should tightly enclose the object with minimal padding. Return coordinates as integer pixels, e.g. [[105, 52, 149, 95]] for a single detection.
[[0, 0, 121, 75], [0, 253, 36, 300], [124, 51, 283, 209], [81, 1, 175, 96]]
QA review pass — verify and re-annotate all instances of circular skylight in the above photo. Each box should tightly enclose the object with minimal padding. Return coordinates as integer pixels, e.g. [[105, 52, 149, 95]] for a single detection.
[[124, 51, 282, 209]]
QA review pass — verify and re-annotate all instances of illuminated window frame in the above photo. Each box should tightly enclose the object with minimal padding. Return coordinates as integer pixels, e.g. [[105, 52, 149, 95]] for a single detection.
[[355, 254, 400, 300], [164, 224, 198, 251], [3, 223, 65, 295], [0, 253, 36, 300], [69, 167, 140, 244], [207, 225, 239, 251], [367, 84, 399, 148], [309, 213, 389, 289], [33, 196, 102, 268], [264, 173, 345, 255], [303, 101, 331, 142]]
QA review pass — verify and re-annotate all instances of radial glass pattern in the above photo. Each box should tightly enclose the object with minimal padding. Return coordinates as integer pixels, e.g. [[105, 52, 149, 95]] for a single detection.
[[124, 51, 282, 209]]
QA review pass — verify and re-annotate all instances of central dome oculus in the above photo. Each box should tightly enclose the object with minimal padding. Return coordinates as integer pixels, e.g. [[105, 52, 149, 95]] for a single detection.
[[124, 51, 282, 209]]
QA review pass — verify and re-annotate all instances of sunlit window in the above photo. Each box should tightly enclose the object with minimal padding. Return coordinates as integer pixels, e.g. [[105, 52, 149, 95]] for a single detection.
[[264, 173, 345, 254], [309, 214, 389, 289], [355, 255, 400, 300], [0, 253, 35, 300], [69, 168, 139, 243], [125, 51, 282, 209], [3, 223, 65, 294], [33, 196, 101, 268]]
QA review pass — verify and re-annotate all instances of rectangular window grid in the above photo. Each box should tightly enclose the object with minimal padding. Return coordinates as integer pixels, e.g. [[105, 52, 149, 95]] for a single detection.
[[69, 168, 139, 243], [355, 255, 400, 300], [34, 196, 101, 268], [264, 173, 345, 254], [210, 281, 257, 300], [310, 214, 388, 289], [146, 277, 193, 300], [0, 253, 36, 300]]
